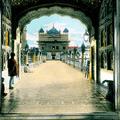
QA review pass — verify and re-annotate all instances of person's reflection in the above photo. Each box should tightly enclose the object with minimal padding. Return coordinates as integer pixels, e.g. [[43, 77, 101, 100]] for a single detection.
[[1, 77, 7, 97]]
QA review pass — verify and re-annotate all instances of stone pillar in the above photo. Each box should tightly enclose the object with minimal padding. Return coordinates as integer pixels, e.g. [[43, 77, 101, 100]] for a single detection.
[[114, 0, 120, 111], [0, 4, 2, 110]]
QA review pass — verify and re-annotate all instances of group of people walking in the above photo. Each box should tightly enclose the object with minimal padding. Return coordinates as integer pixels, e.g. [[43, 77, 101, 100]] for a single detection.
[[2, 52, 18, 97]]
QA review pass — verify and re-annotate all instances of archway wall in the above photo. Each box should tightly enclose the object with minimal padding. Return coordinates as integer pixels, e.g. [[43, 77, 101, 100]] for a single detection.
[[11, 1, 101, 39], [98, 0, 114, 84], [114, 0, 120, 111], [18, 6, 94, 34], [1, 0, 13, 92]]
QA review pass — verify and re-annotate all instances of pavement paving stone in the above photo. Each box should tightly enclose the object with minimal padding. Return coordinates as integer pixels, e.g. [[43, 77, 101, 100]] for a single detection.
[[1, 61, 113, 114]]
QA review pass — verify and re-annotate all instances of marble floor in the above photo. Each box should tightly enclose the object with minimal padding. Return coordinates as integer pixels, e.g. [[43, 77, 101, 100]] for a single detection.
[[1, 61, 113, 114]]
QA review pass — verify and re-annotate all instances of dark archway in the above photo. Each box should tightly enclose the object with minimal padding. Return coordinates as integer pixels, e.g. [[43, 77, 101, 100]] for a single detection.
[[11, 1, 101, 39]]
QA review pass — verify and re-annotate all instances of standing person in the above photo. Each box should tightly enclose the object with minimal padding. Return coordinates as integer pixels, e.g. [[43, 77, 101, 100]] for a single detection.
[[8, 52, 18, 89]]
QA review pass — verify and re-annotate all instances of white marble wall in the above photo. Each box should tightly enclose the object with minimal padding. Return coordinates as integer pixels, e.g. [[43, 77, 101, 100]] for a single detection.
[[114, 0, 120, 111]]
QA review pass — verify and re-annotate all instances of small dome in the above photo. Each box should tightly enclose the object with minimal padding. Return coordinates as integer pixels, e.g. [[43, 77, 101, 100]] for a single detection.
[[47, 26, 60, 36], [63, 28, 69, 33], [39, 28, 44, 33]]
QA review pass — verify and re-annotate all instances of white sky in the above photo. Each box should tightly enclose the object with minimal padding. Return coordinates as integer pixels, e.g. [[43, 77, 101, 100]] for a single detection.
[[26, 14, 87, 48]]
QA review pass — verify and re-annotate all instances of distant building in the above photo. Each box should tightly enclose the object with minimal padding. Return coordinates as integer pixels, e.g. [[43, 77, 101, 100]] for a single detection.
[[38, 26, 69, 60]]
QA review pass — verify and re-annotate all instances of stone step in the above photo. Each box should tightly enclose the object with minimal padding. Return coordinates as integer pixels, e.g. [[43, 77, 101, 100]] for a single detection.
[[0, 112, 119, 120]]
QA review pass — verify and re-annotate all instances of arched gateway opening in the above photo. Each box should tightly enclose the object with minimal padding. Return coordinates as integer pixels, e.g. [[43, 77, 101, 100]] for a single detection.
[[15, 6, 94, 37], [0, 0, 120, 119]]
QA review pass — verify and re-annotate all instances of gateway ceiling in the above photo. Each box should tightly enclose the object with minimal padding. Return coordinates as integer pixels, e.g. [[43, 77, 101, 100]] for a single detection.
[[10, 0, 102, 37]]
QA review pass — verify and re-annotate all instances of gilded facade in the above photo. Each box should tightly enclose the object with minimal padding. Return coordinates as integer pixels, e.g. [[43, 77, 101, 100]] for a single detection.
[[38, 27, 69, 60]]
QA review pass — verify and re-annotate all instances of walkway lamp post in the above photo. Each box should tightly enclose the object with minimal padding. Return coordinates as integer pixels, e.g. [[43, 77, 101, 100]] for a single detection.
[[31, 48, 36, 63], [68, 50, 71, 65], [73, 48, 77, 67], [84, 53, 88, 66], [21, 49, 24, 65], [24, 44, 29, 65], [35, 48, 39, 63], [84, 30, 89, 43], [64, 51, 67, 63], [38, 49, 41, 63], [82, 30, 89, 71], [81, 43, 85, 71]]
